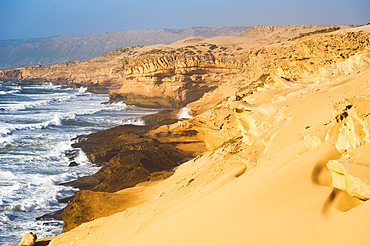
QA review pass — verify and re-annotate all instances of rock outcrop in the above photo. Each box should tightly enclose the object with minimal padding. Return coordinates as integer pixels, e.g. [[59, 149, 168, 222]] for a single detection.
[[2, 25, 367, 108], [19, 232, 37, 246], [59, 114, 195, 232]]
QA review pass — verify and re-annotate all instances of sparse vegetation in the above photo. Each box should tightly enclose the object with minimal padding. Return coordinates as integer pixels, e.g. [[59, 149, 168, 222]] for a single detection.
[[140, 49, 166, 56], [194, 151, 204, 160], [209, 44, 217, 50], [289, 27, 340, 41], [218, 136, 244, 154], [184, 50, 195, 55]]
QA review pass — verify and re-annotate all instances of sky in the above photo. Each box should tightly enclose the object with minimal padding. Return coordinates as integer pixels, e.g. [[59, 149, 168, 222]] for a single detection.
[[0, 0, 369, 40]]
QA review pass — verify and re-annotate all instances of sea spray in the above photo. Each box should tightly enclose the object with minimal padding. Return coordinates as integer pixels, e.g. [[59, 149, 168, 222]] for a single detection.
[[177, 107, 193, 119], [0, 81, 158, 245]]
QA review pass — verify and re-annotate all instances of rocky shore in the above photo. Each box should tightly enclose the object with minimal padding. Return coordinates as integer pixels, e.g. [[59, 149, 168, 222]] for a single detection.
[[36, 109, 204, 232]]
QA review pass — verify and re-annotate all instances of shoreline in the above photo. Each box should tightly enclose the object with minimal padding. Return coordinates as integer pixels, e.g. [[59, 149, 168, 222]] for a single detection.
[[1, 81, 193, 244], [35, 106, 204, 233]]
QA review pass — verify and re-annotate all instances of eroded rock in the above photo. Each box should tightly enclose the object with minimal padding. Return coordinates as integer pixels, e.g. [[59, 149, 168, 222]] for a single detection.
[[327, 160, 370, 200], [19, 232, 37, 246]]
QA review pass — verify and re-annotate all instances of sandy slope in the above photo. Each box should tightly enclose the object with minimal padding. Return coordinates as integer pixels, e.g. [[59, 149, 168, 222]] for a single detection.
[[43, 33, 370, 245]]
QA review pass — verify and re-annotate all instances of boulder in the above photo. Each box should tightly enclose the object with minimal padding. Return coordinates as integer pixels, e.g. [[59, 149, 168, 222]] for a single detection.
[[19, 232, 37, 246], [68, 161, 78, 167]]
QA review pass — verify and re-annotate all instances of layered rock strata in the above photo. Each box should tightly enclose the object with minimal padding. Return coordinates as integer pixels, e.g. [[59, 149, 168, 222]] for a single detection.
[[59, 115, 193, 232], [2, 25, 366, 108]]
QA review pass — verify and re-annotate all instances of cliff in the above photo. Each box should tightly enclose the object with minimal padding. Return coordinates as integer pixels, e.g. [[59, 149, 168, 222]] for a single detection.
[[1, 24, 366, 109], [0, 26, 249, 69]]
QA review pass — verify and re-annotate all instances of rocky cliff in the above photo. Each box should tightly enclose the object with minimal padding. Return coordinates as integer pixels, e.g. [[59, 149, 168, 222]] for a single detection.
[[2, 25, 365, 108]]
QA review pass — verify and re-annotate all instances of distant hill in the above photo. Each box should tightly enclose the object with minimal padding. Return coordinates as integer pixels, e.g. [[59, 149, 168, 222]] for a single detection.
[[0, 26, 248, 69]]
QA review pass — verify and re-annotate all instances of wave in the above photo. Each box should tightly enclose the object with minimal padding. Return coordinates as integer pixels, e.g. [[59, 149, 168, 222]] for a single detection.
[[1, 95, 74, 112], [122, 117, 145, 126], [78, 86, 87, 93], [0, 171, 15, 180], [21, 82, 61, 90], [0, 114, 63, 137], [103, 102, 128, 111], [0, 89, 21, 95]]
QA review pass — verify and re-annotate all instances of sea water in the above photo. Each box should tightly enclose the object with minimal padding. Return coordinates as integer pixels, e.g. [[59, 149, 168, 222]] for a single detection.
[[0, 81, 158, 245]]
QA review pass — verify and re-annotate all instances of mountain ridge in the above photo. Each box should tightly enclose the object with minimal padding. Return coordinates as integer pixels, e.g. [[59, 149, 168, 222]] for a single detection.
[[0, 26, 248, 69]]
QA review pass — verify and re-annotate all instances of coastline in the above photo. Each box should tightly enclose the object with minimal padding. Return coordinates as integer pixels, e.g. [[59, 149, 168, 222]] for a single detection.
[[35, 107, 204, 233], [5, 24, 370, 245]]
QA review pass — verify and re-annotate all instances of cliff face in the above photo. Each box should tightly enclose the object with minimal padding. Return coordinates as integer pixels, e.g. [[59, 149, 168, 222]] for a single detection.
[[1, 25, 368, 108], [0, 45, 148, 93], [109, 53, 248, 107], [110, 29, 370, 108]]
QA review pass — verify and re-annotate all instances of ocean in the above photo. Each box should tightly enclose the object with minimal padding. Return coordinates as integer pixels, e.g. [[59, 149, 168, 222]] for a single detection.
[[0, 81, 158, 245]]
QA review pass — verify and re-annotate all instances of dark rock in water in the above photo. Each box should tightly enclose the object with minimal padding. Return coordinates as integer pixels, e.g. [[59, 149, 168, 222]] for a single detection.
[[60, 175, 103, 190], [68, 161, 78, 167], [58, 195, 75, 203], [65, 149, 78, 161], [42, 221, 63, 227], [36, 209, 63, 221]]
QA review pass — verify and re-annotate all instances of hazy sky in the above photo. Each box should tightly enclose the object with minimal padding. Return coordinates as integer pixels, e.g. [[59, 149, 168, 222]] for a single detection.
[[0, 0, 369, 40]]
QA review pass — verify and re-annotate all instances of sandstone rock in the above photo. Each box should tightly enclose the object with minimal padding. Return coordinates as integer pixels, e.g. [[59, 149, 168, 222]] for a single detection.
[[327, 160, 370, 200], [58, 114, 192, 231], [1, 28, 368, 108], [19, 232, 37, 246]]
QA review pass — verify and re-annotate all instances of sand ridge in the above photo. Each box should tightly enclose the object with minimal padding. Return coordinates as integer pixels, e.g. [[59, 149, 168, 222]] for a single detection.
[[45, 28, 370, 245]]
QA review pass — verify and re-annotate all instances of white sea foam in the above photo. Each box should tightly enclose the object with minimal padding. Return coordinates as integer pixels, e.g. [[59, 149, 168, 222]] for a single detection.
[[0, 170, 15, 180], [51, 114, 62, 126], [177, 107, 193, 119], [74, 149, 90, 165], [22, 82, 61, 90], [0, 117, 63, 137], [2, 95, 74, 112], [0, 89, 21, 95], [0, 82, 157, 244], [122, 117, 145, 126], [78, 86, 87, 93], [0, 136, 12, 147], [104, 102, 128, 111]]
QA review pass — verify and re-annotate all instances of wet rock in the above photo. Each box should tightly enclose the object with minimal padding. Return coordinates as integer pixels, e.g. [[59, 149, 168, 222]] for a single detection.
[[58, 195, 74, 203], [65, 149, 78, 161], [36, 209, 63, 221], [68, 161, 78, 167]]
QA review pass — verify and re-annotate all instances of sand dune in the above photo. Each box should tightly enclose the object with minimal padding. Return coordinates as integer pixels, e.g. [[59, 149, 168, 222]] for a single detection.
[[44, 26, 370, 246], [168, 36, 256, 48]]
